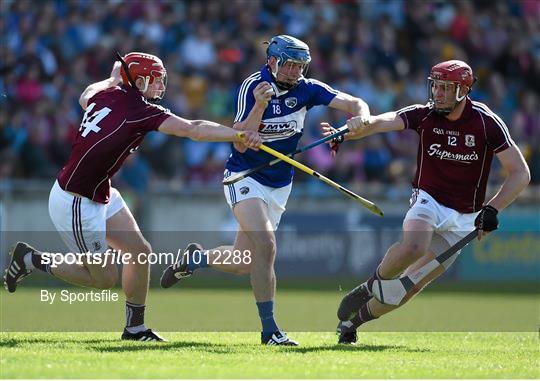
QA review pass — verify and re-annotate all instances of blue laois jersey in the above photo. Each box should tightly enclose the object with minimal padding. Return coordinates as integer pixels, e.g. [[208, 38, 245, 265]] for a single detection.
[[226, 65, 338, 188]]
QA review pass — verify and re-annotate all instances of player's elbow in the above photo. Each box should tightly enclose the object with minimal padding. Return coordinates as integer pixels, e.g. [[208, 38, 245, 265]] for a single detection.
[[78, 93, 88, 110], [184, 120, 214, 141], [521, 166, 531, 188], [188, 127, 204, 141], [78, 85, 94, 110], [353, 98, 369, 115], [160, 117, 199, 139], [513, 161, 531, 188]]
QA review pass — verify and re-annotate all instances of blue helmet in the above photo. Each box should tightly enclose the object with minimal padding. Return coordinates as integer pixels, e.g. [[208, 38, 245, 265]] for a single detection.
[[266, 35, 311, 89]]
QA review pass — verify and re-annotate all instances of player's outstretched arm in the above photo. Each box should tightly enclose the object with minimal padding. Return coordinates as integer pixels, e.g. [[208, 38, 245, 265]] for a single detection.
[[345, 111, 406, 140], [157, 115, 261, 149], [321, 111, 405, 145], [79, 62, 122, 110], [328, 91, 370, 120]]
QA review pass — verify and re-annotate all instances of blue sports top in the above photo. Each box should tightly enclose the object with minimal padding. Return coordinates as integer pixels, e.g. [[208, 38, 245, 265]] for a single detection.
[[226, 65, 338, 188]]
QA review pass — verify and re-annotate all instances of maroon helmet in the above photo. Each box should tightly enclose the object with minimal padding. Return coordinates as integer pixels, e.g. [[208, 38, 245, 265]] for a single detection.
[[120, 52, 167, 101], [428, 60, 475, 115]]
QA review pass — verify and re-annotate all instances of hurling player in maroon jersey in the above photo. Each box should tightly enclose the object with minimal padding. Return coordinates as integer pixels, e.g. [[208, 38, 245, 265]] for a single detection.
[[3, 52, 261, 341], [322, 60, 530, 345]]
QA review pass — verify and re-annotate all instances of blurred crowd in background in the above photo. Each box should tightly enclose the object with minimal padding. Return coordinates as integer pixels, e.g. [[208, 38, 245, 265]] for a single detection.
[[1, 0, 539, 199]]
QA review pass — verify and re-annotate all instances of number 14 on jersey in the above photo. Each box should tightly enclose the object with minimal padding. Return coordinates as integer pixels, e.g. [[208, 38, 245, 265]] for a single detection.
[[79, 102, 112, 137]]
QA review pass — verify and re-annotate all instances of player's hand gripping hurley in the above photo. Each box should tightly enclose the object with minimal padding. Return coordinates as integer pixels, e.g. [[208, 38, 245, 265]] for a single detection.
[[235, 133, 383, 216], [224, 127, 351, 186]]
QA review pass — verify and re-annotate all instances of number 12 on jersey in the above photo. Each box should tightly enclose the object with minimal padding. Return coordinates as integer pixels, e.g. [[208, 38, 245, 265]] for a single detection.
[[80, 102, 112, 137]]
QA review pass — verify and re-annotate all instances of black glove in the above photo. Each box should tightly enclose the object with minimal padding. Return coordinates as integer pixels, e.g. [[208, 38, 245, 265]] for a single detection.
[[475, 205, 499, 232], [330, 130, 345, 155]]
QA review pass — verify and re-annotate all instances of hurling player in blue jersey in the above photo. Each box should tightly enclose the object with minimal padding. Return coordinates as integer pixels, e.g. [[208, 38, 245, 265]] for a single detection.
[[161, 35, 370, 345]]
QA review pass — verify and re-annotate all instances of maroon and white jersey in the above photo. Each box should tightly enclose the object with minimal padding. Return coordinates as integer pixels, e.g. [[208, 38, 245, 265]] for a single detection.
[[57, 85, 171, 203], [397, 98, 514, 213]]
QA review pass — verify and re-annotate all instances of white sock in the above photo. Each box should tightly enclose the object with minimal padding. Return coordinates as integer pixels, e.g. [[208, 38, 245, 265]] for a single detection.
[[126, 324, 147, 334], [23, 253, 35, 270]]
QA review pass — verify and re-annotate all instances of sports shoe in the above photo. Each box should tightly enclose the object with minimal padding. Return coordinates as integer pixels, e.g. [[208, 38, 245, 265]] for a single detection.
[[160, 243, 202, 288], [121, 328, 167, 342], [337, 283, 371, 321], [3, 242, 35, 293], [261, 331, 299, 346], [337, 320, 358, 345]]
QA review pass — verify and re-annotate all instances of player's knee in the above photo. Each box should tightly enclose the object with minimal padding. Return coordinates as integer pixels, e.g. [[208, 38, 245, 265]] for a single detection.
[[133, 252, 151, 266], [251, 233, 276, 256], [131, 240, 153, 264], [138, 239, 152, 255], [399, 242, 427, 261], [261, 234, 276, 253], [260, 242, 276, 263]]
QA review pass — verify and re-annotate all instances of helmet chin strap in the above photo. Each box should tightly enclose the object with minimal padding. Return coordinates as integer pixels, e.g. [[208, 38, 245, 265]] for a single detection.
[[270, 71, 295, 91], [455, 84, 466, 102], [275, 81, 293, 91], [147, 91, 165, 104], [433, 107, 452, 116], [140, 76, 150, 92]]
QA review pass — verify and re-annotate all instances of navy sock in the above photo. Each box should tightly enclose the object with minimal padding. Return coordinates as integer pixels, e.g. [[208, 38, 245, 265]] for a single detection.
[[350, 303, 377, 328], [125, 302, 145, 328], [186, 250, 209, 272], [256, 300, 279, 334]]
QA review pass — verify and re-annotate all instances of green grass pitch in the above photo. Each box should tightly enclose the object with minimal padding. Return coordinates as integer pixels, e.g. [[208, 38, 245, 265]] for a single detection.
[[1, 332, 538, 378], [1, 286, 538, 378]]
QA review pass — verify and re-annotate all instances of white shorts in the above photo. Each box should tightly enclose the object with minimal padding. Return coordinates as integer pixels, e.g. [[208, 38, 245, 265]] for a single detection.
[[223, 171, 292, 230], [404, 189, 479, 268], [48, 180, 127, 254]]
